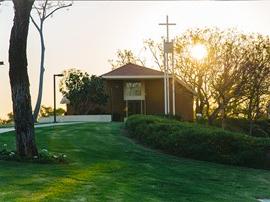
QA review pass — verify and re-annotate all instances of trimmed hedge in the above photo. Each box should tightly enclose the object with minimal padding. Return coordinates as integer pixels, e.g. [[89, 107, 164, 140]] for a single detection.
[[197, 118, 270, 137], [125, 115, 270, 170]]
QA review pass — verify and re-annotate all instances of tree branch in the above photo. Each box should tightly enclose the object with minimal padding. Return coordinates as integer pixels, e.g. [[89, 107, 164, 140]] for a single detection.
[[33, 4, 42, 20], [44, 3, 72, 20], [42, 0, 48, 20], [30, 15, 41, 32]]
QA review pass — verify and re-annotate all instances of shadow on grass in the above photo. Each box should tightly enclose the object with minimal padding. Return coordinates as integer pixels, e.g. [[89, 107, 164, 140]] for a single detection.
[[0, 123, 269, 201]]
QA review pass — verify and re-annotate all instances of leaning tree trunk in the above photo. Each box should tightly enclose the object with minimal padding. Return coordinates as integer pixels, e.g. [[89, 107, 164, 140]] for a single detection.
[[33, 26, 45, 122], [9, 0, 38, 157]]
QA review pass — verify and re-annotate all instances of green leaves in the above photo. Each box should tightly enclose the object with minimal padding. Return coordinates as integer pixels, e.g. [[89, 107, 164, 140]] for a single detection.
[[59, 69, 108, 114], [126, 115, 270, 170]]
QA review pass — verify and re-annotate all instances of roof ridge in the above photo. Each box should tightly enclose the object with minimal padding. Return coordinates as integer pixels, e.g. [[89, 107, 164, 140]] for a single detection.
[[101, 63, 163, 77], [100, 63, 130, 76], [127, 63, 163, 73], [101, 63, 196, 95]]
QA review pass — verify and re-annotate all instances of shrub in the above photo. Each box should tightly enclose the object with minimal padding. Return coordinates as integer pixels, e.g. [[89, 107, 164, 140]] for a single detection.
[[125, 115, 270, 170], [0, 146, 68, 164], [197, 118, 270, 138]]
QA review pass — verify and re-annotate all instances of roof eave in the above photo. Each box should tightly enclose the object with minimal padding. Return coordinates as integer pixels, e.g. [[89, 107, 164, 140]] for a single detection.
[[102, 75, 197, 95], [102, 75, 166, 79]]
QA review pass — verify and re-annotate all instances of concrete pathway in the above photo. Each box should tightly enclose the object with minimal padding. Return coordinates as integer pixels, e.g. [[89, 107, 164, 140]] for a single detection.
[[0, 122, 84, 134]]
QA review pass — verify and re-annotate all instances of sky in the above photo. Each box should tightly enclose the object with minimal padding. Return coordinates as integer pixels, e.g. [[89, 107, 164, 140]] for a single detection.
[[1, 1, 270, 119]]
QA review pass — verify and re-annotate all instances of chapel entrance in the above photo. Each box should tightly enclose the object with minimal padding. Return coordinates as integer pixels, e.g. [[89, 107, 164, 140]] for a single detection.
[[123, 81, 145, 118], [128, 100, 140, 116], [127, 100, 145, 116]]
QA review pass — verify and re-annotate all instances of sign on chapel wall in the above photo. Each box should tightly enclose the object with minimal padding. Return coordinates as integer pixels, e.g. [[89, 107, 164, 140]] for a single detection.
[[123, 81, 145, 101]]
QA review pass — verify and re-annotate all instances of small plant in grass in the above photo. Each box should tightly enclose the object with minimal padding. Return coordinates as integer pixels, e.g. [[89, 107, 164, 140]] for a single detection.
[[0, 145, 68, 164]]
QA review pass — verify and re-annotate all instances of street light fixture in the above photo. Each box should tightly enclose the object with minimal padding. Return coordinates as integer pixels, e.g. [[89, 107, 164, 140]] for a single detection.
[[53, 73, 64, 123]]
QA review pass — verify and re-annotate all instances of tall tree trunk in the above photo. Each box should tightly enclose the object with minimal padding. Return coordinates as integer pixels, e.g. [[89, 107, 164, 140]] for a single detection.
[[30, 1, 72, 121], [9, 0, 38, 157], [195, 75, 204, 120], [208, 105, 221, 125], [33, 27, 45, 122], [249, 119, 254, 136], [221, 107, 226, 130], [247, 96, 254, 136], [205, 100, 210, 118]]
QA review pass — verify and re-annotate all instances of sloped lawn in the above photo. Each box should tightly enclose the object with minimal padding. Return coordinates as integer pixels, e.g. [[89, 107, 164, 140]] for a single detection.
[[0, 123, 270, 201]]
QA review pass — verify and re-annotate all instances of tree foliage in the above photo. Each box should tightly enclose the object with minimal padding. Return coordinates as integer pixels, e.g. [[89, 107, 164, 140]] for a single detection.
[[117, 28, 270, 134], [59, 69, 108, 114], [108, 49, 145, 69], [144, 39, 164, 70], [39, 105, 65, 117], [0, 112, 14, 125]]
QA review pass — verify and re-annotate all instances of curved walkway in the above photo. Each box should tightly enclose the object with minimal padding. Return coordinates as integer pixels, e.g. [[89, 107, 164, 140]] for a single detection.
[[0, 122, 84, 134]]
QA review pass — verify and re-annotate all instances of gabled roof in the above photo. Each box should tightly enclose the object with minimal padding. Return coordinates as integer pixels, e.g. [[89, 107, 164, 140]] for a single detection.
[[101, 63, 164, 78], [101, 63, 196, 95], [175, 76, 196, 95]]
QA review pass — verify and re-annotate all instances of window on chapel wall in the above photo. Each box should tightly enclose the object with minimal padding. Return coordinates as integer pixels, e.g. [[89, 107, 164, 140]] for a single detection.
[[124, 81, 145, 100], [126, 82, 141, 96]]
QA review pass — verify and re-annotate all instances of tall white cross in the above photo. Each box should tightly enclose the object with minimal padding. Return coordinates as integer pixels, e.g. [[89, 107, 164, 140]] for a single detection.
[[159, 15, 176, 42], [159, 15, 176, 115]]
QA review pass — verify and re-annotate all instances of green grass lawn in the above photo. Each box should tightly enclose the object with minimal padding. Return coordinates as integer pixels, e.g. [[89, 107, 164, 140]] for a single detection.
[[0, 123, 270, 202]]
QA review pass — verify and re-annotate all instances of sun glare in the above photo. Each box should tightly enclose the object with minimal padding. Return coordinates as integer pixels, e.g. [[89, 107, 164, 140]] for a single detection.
[[189, 44, 208, 61]]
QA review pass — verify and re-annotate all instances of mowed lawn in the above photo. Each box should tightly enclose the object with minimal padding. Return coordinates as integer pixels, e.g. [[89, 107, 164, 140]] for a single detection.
[[0, 123, 270, 202]]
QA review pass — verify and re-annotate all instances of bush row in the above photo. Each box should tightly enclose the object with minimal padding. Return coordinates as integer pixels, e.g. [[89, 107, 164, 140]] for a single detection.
[[196, 118, 270, 137], [125, 115, 270, 170]]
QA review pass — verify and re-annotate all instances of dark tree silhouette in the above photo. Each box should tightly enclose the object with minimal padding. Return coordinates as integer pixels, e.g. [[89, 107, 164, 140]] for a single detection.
[[9, 0, 38, 157]]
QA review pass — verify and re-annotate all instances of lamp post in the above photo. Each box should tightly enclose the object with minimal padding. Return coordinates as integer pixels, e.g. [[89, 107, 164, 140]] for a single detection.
[[53, 74, 64, 123]]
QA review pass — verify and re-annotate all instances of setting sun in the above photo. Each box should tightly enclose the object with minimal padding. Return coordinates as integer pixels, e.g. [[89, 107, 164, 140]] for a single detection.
[[189, 44, 208, 60]]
